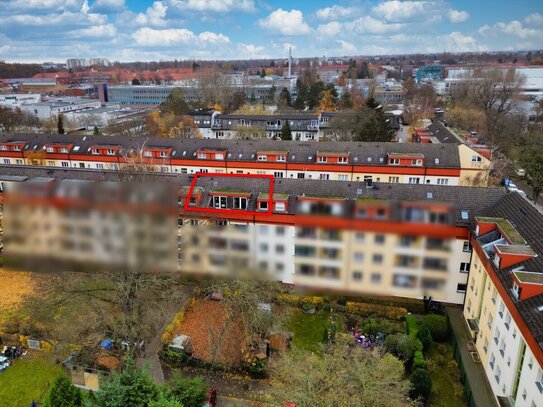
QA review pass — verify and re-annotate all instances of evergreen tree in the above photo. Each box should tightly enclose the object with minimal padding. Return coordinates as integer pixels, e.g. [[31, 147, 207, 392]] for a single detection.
[[44, 375, 82, 407], [93, 126, 100, 136], [277, 87, 292, 109], [281, 121, 292, 140], [57, 114, 65, 134], [159, 88, 189, 116], [340, 92, 353, 109], [166, 375, 207, 407], [131, 78, 141, 85]]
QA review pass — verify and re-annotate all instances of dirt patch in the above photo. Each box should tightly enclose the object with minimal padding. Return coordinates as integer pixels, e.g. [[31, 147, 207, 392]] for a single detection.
[[0, 268, 36, 311], [176, 300, 246, 367]]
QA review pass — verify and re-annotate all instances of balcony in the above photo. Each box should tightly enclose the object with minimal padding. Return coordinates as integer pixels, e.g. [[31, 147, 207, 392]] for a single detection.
[[307, 125, 319, 131], [211, 123, 222, 129]]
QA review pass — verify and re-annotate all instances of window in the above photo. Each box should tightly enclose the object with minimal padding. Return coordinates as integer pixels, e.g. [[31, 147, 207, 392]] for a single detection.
[[338, 174, 348, 181], [275, 202, 286, 212], [460, 262, 470, 273], [144, 151, 152, 157], [297, 173, 305, 179], [338, 156, 348, 163], [3, 159, 10, 164], [353, 271, 363, 281], [463, 241, 472, 252], [318, 156, 327, 163], [96, 163, 104, 169], [371, 273, 381, 284], [15, 159, 23, 165], [483, 338, 489, 354], [374, 234, 385, 244], [388, 176, 399, 183], [13, 145, 20, 151], [408, 177, 421, 184], [46, 146, 54, 152], [276, 245, 285, 254], [390, 158, 399, 165], [355, 232, 365, 242], [276, 155, 286, 162], [259, 201, 268, 210], [412, 159, 422, 166], [472, 155, 482, 162], [372, 254, 383, 264], [233, 197, 247, 209], [106, 149, 115, 155], [197, 152, 206, 159], [215, 153, 224, 160], [437, 178, 449, 185], [354, 252, 364, 263], [274, 172, 283, 178], [160, 151, 168, 158], [320, 174, 330, 180], [257, 155, 267, 161], [213, 196, 227, 209], [61, 161, 69, 167]]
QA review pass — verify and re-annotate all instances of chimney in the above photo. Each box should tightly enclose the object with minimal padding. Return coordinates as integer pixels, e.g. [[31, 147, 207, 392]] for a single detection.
[[288, 47, 292, 78]]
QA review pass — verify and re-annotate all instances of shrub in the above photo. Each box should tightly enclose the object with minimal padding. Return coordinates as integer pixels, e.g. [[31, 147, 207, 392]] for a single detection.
[[385, 334, 421, 362], [416, 325, 433, 350], [44, 375, 82, 407], [405, 315, 419, 336], [412, 350, 426, 371], [167, 375, 208, 407], [344, 295, 425, 314], [422, 314, 448, 342], [410, 368, 432, 402], [361, 318, 402, 336], [346, 301, 407, 321]]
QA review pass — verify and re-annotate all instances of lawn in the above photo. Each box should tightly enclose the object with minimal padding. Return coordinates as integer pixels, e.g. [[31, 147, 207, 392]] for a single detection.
[[0, 353, 63, 407], [427, 343, 466, 407], [285, 308, 332, 353]]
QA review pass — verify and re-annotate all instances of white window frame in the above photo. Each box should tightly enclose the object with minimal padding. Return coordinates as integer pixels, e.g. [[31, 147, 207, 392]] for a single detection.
[[390, 158, 400, 165]]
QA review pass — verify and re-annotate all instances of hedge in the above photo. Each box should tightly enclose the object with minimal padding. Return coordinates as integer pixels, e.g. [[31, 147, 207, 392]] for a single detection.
[[412, 350, 426, 370], [405, 315, 419, 337], [410, 368, 432, 402], [277, 293, 324, 309], [342, 295, 425, 314], [347, 301, 407, 321], [421, 314, 448, 342]]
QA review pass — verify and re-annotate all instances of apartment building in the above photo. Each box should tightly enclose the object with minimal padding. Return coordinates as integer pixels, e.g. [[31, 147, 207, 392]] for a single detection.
[[462, 194, 543, 407], [19, 97, 102, 120], [0, 166, 509, 306], [0, 134, 491, 187]]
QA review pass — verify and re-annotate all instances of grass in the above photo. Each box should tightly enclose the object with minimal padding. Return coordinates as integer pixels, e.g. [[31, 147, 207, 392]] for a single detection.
[[285, 308, 331, 353], [0, 353, 63, 407], [427, 343, 466, 407]]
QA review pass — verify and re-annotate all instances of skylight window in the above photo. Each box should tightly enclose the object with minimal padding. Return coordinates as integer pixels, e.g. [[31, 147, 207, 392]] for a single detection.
[[461, 211, 469, 220], [427, 192, 433, 199]]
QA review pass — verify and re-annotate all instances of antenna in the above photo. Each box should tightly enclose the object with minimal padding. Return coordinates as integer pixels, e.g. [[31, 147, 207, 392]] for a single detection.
[[288, 47, 292, 78]]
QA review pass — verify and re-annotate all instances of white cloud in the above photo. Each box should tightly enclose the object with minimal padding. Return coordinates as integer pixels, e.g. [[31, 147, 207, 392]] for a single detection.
[[2, 10, 107, 26], [525, 13, 543, 26], [336, 40, 357, 54], [372, 0, 427, 22], [91, 0, 125, 13], [135, 1, 168, 26], [317, 21, 342, 36], [170, 0, 256, 13], [479, 19, 543, 40], [5, 0, 82, 12], [132, 27, 229, 47], [237, 43, 267, 58], [71, 23, 117, 37], [315, 5, 357, 20], [448, 9, 469, 23], [346, 16, 404, 34], [258, 9, 311, 36]]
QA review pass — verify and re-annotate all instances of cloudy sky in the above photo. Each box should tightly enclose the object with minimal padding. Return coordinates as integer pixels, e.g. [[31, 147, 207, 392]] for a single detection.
[[0, 0, 541, 62]]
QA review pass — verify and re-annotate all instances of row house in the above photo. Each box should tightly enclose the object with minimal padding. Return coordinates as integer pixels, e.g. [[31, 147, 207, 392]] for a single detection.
[[0, 134, 491, 187], [1, 167, 508, 306], [462, 194, 543, 407]]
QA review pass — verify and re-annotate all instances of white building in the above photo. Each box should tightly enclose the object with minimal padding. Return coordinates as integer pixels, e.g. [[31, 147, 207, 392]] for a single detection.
[[20, 97, 102, 120], [0, 93, 41, 108]]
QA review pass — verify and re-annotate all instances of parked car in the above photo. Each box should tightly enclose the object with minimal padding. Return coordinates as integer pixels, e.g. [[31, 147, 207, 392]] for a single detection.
[[515, 168, 526, 177]]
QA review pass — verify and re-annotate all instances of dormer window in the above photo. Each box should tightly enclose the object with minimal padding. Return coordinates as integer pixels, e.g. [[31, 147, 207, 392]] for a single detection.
[[338, 156, 348, 164], [106, 149, 115, 155], [472, 155, 482, 162], [259, 201, 268, 210], [512, 282, 520, 299], [46, 147, 54, 153], [258, 155, 267, 161], [277, 155, 286, 162], [412, 159, 422, 166], [60, 147, 68, 153], [275, 202, 286, 212], [13, 145, 21, 151], [233, 197, 247, 209], [92, 149, 99, 155], [215, 153, 224, 160], [390, 158, 399, 165], [144, 151, 152, 157], [160, 151, 168, 158], [197, 152, 206, 159], [318, 156, 327, 163]]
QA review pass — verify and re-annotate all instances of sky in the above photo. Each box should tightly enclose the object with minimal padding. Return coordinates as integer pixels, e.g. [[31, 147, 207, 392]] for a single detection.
[[0, 0, 542, 63]]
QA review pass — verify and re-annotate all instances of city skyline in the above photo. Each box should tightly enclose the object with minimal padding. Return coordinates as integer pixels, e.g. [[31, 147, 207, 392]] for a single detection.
[[0, 0, 542, 63]]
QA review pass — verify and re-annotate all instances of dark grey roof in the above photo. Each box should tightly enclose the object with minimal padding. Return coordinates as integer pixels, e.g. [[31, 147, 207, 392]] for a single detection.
[[0, 133, 462, 168], [426, 121, 462, 144], [482, 193, 543, 351], [218, 114, 318, 120], [0, 165, 505, 227]]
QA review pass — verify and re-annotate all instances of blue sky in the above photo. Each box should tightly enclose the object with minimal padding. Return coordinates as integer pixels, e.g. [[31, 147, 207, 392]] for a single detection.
[[0, 0, 541, 62]]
